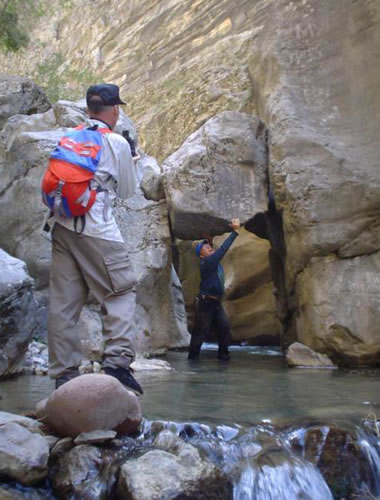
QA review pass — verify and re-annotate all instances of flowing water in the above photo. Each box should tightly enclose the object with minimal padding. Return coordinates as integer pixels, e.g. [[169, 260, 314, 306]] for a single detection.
[[1, 345, 379, 499]]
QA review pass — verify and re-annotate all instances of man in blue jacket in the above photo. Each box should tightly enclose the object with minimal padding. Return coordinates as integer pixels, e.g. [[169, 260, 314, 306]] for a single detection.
[[188, 218, 240, 361]]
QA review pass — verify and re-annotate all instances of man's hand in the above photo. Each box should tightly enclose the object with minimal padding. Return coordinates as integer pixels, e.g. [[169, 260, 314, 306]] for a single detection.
[[230, 218, 240, 232]]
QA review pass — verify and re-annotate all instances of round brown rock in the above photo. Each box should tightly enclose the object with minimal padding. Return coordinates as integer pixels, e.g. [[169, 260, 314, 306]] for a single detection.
[[44, 374, 142, 437]]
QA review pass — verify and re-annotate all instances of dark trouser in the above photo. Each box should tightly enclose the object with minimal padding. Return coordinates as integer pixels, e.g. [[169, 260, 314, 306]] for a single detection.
[[188, 297, 231, 359]]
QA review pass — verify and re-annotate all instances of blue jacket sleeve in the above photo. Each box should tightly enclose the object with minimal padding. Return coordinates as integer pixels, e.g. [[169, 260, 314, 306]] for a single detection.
[[202, 231, 239, 271]]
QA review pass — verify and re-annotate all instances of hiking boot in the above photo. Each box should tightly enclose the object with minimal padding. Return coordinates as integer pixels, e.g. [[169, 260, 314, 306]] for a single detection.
[[55, 368, 80, 389], [217, 352, 230, 361], [103, 366, 143, 395]]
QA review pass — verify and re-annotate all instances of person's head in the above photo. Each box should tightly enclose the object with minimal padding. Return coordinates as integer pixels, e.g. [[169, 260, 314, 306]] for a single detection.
[[195, 240, 214, 258], [86, 83, 125, 130]]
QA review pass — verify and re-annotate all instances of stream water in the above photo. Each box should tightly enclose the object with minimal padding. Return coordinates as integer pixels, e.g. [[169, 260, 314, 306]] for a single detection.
[[1, 345, 379, 499]]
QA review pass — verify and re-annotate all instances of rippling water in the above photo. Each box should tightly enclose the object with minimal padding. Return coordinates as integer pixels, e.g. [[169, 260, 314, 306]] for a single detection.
[[0, 346, 379, 425], [0, 346, 379, 500]]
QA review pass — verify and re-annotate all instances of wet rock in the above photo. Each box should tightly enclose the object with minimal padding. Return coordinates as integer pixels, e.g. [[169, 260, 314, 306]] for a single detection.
[[117, 438, 232, 500], [0, 411, 43, 434], [44, 374, 142, 437], [290, 424, 378, 500], [234, 448, 333, 500], [0, 422, 49, 485], [286, 342, 336, 368], [0, 74, 50, 129], [74, 430, 117, 445], [131, 357, 174, 372], [0, 484, 49, 500], [50, 437, 74, 460], [23, 340, 49, 375], [50, 444, 120, 500], [162, 111, 267, 240], [0, 250, 37, 378]]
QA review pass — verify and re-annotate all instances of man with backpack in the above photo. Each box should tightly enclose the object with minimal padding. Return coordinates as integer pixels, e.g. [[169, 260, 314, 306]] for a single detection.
[[188, 218, 240, 361], [44, 83, 143, 394]]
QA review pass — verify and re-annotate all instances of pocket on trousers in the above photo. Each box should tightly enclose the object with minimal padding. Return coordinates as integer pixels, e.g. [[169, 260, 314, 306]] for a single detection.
[[104, 254, 137, 293]]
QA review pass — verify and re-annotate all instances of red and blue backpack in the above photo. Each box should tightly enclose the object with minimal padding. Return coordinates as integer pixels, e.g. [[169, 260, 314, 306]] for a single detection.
[[41, 124, 111, 220]]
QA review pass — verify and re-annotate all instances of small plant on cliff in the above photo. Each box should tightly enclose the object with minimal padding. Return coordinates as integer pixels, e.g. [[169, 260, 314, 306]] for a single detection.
[[0, 0, 43, 52], [34, 52, 103, 103]]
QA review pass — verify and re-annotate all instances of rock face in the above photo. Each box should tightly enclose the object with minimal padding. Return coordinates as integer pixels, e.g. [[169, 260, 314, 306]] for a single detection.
[[115, 163, 190, 354], [246, 1, 380, 365], [295, 255, 380, 366], [0, 250, 37, 378], [0, 74, 50, 129], [162, 111, 267, 240], [44, 374, 142, 437]]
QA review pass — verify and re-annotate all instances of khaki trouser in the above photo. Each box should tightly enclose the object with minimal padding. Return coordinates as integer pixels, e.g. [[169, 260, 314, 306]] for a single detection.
[[47, 223, 137, 378]]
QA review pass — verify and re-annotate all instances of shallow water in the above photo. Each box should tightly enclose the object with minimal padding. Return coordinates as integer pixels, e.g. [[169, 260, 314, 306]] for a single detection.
[[1, 346, 380, 500], [1, 345, 379, 427]]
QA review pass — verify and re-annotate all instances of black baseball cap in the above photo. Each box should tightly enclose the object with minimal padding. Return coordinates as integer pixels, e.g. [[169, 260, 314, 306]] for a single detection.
[[86, 83, 126, 106]]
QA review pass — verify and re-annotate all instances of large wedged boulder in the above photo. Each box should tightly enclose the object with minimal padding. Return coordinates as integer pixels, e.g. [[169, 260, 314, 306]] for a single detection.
[[44, 374, 142, 437], [162, 111, 268, 240], [0, 249, 37, 377]]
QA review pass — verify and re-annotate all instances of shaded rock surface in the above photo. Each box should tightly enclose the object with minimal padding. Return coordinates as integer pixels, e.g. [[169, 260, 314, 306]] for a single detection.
[[0, 250, 37, 378], [49, 444, 123, 500], [177, 229, 281, 343], [44, 374, 142, 437]]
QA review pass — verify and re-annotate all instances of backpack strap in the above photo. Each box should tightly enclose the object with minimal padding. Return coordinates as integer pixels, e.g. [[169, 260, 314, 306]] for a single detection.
[[53, 180, 66, 217], [74, 215, 86, 235]]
